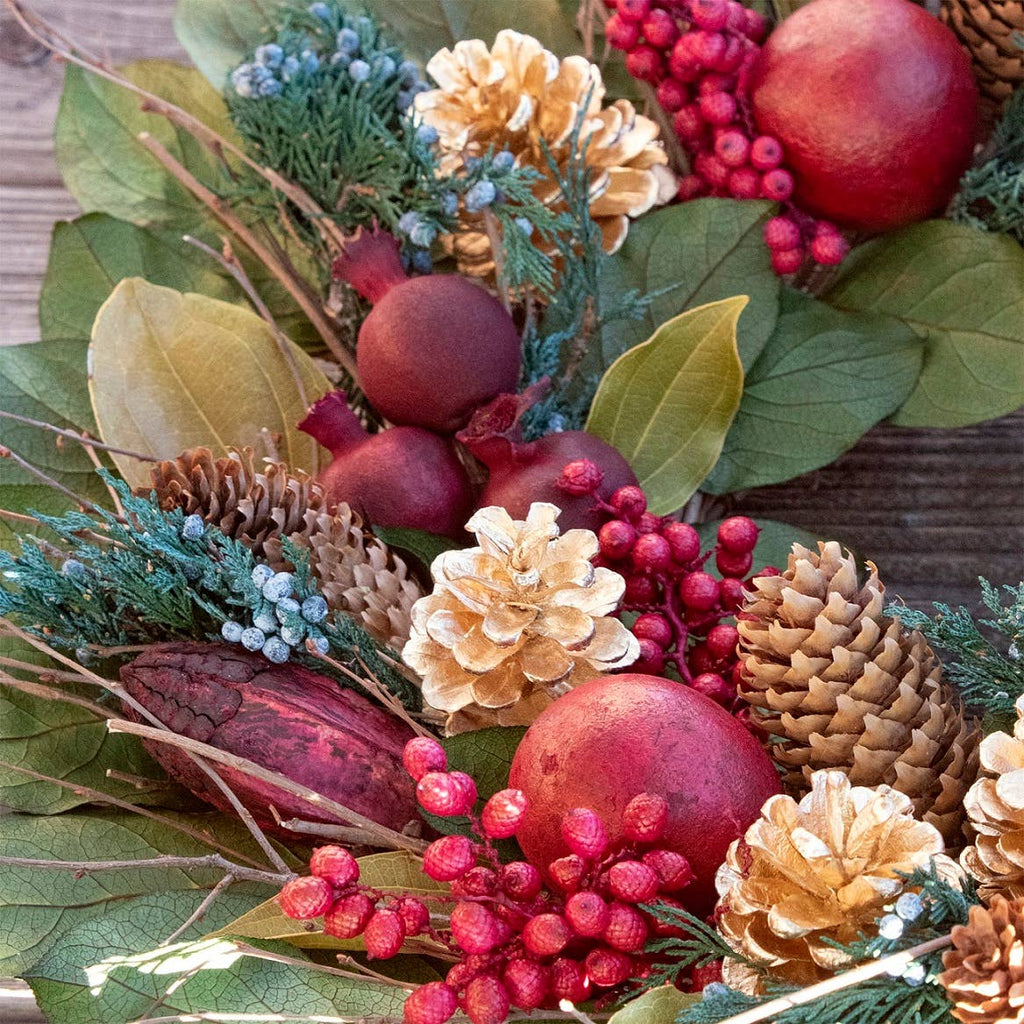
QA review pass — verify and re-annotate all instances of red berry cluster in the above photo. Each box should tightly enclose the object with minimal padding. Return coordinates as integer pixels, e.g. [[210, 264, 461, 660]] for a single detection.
[[590, 483, 777, 717], [605, 0, 850, 275]]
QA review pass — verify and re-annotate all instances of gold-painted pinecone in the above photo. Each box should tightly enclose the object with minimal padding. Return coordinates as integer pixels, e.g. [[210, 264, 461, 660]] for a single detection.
[[938, 895, 1024, 1023], [716, 769, 952, 989], [413, 30, 675, 281], [941, 0, 1024, 130], [402, 502, 639, 733], [736, 542, 981, 847], [962, 696, 1024, 903]]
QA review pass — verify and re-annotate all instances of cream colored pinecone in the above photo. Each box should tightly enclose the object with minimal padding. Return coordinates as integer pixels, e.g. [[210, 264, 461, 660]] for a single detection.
[[737, 542, 981, 847], [402, 502, 639, 733], [962, 696, 1024, 903], [716, 769, 953, 989], [941, 0, 1024, 129], [292, 507, 423, 652], [938, 895, 1024, 1023], [413, 30, 675, 281], [145, 447, 325, 567]]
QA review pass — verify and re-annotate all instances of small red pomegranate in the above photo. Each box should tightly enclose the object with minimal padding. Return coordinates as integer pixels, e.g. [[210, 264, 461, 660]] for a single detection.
[[333, 229, 522, 433], [299, 391, 474, 537], [749, 0, 978, 232], [508, 674, 780, 911]]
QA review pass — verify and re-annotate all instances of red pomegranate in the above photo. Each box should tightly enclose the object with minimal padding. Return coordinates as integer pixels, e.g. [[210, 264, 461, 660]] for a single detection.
[[508, 674, 780, 911], [749, 0, 978, 232]]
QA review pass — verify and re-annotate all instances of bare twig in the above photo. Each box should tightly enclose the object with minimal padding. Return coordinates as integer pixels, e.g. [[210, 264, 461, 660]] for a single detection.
[[0, 409, 160, 462], [0, 667, 119, 719], [161, 873, 238, 946], [482, 209, 511, 313], [0, 443, 103, 513], [682, 493, 703, 525], [334, 955, 417, 991], [271, 813, 373, 847]]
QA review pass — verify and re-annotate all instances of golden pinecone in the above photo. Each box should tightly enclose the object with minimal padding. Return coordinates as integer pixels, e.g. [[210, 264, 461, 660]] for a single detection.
[[145, 447, 325, 568], [295, 507, 424, 652], [413, 30, 675, 281], [716, 769, 952, 989], [401, 502, 639, 733], [736, 542, 981, 847], [938, 895, 1024, 1023], [962, 696, 1024, 903], [941, 0, 1024, 129]]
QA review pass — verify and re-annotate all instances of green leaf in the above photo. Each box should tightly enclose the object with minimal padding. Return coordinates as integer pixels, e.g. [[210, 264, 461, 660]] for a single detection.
[[55, 60, 239, 232], [701, 290, 924, 494], [0, 808, 293, 975], [88, 278, 331, 489], [608, 985, 699, 1023], [600, 200, 779, 371], [696, 518, 823, 578], [587, 297, 746, 515], [373, 526, 458, 572], [825, 221, 1024, 427]]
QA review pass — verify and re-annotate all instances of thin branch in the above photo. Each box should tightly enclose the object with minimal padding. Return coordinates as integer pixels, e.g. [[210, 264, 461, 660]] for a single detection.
[[0, 667, 119, 718], [334, 955, 417, 991], [273, 815, 384, 846], [482, 209, 512, 313], [0, 442, 103, 513], [0, 410, 160, 461], [161, 873, 237, 946]]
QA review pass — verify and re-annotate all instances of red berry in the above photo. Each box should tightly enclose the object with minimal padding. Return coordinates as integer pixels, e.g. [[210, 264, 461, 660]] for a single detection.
[[719, 576, 746, 611], [565, 891, 611, 937], [679, 570, 719, 611], [633, 637, 666, 675], [561, 807, 609, 860], [323, 891, 375, 938], [550, 958, 590, 1002], [636, 511, 662, 535], [633, 613, 672, 649], [715, 128, 750, 167], [656, 77, 689, 112], [729, 167, 762, 198], [277, 876, 333, 920], [365, 908, 405, 959], [698, 89, 736, 126], [617, 0, 651, 20], [309, 845, 359, 888], [481, 788, 527, 839], [423, 835, 475, 882], [694, 150, 731, 189], [523, 912, 571, 957], [557, 458, 604, 497], [743, 6, 767, 41], [699, 72, 736, 95], [622, 792, 669, 842], [499, 861, 542, 901], [626, 44, 664, 83], [659, 521, 698, 565], [451, 771, 478, 806], [585, 947, 633, 987], [605, 12, 641, 50], [672, 104, 705, 143], [548, 854, 587, 893], [598, 519, 637, 561], [446, 958, 485, 992], [608, 860, 660, 903], [403, 736, 446, 780], [763, 216, 802, 252], [706, 623, 740, 659], [404, 982, 458, 1024], [644, 895, 689, 937], [692, 29, 726, 67], [712, 34, 745, 73], [810, 222, 850, 265], [692, 960, 724, 991], [690, 0, 729, 31], [463, 976, 510, 1024], [623, 573, 657, 605], [770, 247, 805, 275], [688, 642, 718, 676], [750, 135, 784, 170], [450, 901, 504, 955], [453, 866, 498, 897], [631, 532, 672, 574], [691, 671, 734, 705], [395, 896, 430, 936], [603, 902, 648, 952], [716, 547, 753, 578], [417, 772, 474, 817], [642, 848, 694, 891], [610, 485, 646, 521], [669, 42, 701, 82], [678, 172, 707, 203], [761, 168, 795, 201], [503, 959, 548, 1011], [644, 8, 679, 48]]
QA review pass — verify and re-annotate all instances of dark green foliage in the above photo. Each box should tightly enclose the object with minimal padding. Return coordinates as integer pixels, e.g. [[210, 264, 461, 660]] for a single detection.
[[888, 579, 1024, 732]]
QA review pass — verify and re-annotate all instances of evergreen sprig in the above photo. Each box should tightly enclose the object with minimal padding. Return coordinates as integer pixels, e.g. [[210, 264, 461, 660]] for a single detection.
[[888, 579, 1024, 731]]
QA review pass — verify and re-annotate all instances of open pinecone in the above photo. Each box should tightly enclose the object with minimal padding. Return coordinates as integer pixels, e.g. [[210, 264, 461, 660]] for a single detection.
[[736, 542, 981, 846], [962, 696, 1024, 903], [938, 895, 1024, 1023]]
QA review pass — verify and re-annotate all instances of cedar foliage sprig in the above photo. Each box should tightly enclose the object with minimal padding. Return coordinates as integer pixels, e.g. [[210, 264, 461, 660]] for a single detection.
[[888, 579, 1024, 731]]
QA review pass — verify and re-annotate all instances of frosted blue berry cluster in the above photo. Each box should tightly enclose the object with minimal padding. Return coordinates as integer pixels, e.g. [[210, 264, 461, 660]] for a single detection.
[[220, 564, 330, 665]]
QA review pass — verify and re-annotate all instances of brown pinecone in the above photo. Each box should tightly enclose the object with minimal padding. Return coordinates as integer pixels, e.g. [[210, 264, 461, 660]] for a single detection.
[[736, 542, 981, 847], [941, 0, 1024, 129], [145, 447, 325, 568], [938, 895, 1024, 1023]]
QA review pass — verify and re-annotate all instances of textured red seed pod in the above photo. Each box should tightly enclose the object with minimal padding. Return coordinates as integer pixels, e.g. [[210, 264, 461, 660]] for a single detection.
[[585, 946, 633, 987], [463, 976, 510, 1024], [365, 908, 406, 959], [395, 896, 431, 936], [450, 901, 505, 955], [119, 644, 418, 832], [622, 793, 669, 843], [324, 891, 375, 938], [503, 959, 549, 1011], [560, 808, 608, 860], [309, 845, 359, 888], [498, 861, 542, 902], [403, 981, 458, 1024], [642, 849, 694, 891], [522, 913, 571, 957], [548, 854, 587, 893], [481, 789, 527, 839], [608, 860, 660, 903], [423, 835, 476, 882], [550, 958, 590, 1003], [278, 876, 333, 920], [603, 902, 648, 952], [565, 891, 610, 937]]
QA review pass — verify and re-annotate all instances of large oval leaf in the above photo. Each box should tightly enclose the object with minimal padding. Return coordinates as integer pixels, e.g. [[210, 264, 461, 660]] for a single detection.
[[599, 199, 779, 371], [702, 289, 924, 494], [826, 221, 1024, 428], [89, 278, 330, 487], [586, 297, 746, 515], [608, 986, 699, 1023]]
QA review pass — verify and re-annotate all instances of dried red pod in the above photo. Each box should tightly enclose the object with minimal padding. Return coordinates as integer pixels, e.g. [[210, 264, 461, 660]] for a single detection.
[[119, 643, 419, 833]]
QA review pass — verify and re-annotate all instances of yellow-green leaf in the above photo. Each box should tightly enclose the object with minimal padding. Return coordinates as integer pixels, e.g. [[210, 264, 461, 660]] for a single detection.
[[89, 278, 330, 488], [608, 985, 700, 1023], [586, 297, 747, 515]]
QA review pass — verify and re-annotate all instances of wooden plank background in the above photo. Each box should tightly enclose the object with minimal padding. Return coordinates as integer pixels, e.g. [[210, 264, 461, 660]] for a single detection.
[[0, 1, 1021, 1019]]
